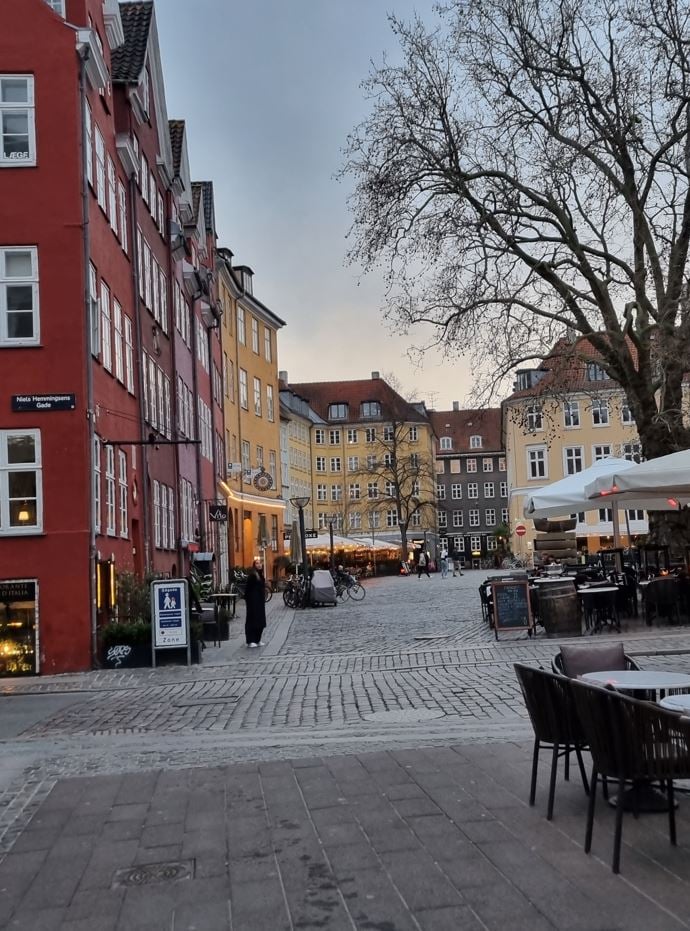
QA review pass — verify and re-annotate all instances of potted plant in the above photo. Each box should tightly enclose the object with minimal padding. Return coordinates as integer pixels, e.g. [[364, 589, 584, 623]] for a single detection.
[[100, 620, 152, 669]]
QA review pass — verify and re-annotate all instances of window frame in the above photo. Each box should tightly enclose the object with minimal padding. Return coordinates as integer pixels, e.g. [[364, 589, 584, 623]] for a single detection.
[[0, 75, 36, 167], [0, 245, 39, 346], [0, 429, 42, 534]]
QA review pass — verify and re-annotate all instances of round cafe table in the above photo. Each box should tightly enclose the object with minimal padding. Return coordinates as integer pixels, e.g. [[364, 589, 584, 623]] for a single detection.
[[660, 693, 690, 714]]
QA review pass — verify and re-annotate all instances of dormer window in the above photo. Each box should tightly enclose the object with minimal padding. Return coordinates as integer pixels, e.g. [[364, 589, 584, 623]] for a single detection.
[[328, 403, 348, 420], [361, 401, 381, 418], [139, 66, 150, 118], [587, 362, 607, 382], [44, 0, 65, 16], [440, 436, 452, 450], [525, 406, 543, 432], [470, 435, 482, 449]]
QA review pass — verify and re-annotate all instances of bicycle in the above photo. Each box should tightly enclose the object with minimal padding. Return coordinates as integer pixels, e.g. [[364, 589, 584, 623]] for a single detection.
[[334, 573, 366, 602], [231, 569, 273, 603]]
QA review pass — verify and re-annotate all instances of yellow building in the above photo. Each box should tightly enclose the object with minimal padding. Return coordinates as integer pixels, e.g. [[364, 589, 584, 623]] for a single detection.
[[503, 339, 646, 560], [287, 373, 438, 555], [279, 378, 324, 531], [216, 249, 286, 577]]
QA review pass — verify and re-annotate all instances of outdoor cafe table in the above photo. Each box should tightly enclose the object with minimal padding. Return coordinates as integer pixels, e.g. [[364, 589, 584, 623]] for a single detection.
[[660, 693, 690, 714], [577, 586, 621, 633], [582, 669, 690, 811]]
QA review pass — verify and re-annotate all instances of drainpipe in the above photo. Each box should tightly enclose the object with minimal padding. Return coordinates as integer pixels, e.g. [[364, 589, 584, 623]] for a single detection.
[[165, 194, 182, 576], [128, 161, 152, 573], [78, 47, 98, 667], [189, 291, 204, 554]]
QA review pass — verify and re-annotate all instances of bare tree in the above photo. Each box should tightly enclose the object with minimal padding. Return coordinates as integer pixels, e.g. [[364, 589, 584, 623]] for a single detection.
[[358, 421, 437, 558], [343, 0, 690, 462]]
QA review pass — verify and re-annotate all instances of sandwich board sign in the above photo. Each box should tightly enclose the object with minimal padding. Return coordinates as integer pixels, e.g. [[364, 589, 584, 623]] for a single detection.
[[150, 579, 190, 667]]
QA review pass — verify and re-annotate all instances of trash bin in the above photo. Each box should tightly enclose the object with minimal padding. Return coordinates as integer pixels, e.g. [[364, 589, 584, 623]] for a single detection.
[[539, 580, 581, 637]]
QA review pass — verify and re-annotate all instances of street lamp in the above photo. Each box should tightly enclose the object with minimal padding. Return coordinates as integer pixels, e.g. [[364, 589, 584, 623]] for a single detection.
[[327, 514, 338, 573], [290, 496, 310, 605]]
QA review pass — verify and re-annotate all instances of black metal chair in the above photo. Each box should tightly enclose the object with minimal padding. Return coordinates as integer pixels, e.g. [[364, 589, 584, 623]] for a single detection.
[[644, 578, 681, 626], [514, 664, 590, 820], [478, 584, 493, 624], [570, 679, 690, 873]]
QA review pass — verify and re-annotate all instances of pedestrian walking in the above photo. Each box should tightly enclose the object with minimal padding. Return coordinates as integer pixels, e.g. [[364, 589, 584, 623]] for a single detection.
[[244, 558, 266, 647], [440, 552, 449, 578], [417, 550, 431, 578]]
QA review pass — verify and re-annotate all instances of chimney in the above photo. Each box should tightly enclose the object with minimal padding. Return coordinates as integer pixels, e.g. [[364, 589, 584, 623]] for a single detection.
[[452, 401, 459, 411], [371, 371, 380, 379], [279, 370, 288, 384]]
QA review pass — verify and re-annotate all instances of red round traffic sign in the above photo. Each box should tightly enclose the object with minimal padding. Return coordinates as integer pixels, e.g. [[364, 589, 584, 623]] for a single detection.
[[515, 524, 527, 537]]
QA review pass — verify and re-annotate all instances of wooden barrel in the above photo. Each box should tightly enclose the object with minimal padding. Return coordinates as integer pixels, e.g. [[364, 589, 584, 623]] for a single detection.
[[538, 580, 581, 638]]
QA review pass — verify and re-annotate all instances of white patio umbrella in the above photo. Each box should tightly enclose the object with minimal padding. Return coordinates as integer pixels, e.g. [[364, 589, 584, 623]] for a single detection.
[[585, 449, 690, 507], [523, 458, 638, 518], [289, 520, 302, 565]]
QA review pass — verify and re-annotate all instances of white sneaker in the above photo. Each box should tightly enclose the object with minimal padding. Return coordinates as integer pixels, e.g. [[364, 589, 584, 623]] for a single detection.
[[258, 641, 266, 646], [247, 643, 258, 648]]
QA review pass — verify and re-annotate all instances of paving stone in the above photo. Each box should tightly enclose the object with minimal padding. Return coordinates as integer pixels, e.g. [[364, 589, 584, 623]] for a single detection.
[[5, 907, 67, 929], [415, 904, 487, 931], [379, 848, 465, 911], [171, 898, 231, 931]]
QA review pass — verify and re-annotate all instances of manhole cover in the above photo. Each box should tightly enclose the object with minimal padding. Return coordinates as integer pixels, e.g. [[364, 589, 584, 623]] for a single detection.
[[363, 708, 445, 723], [112, 859, 195, 888]]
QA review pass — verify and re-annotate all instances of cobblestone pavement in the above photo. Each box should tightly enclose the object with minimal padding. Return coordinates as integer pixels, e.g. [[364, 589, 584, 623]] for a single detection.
[[2, 571, 690, 867]]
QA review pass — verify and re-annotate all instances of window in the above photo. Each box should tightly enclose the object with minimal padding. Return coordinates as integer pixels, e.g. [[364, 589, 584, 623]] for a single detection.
[[100, 281, 111, 371], [467, 483, 478, 498], [331, 484, 342, 502], [623, 442, 642, 462], [118, 450, 128, 537], [365, 428, 376, 443], [347, 429, 358, 444], [453, 537, 464, 553], [330, 457, 341, 472], [251, 316, 259, 353], [593, 444, 611, 461], [347, 456, 359, 471], [1, 431, 42, 534], [450, 459, 461, 474], [368, 511, 380, 529], [124, 317, 134, 393], [484, 482, 495, 497], [453, 510, 463, 528], [329, 429, 341, 445], [384, 480, 395, 497], [366, 454, 377, 469], [328, 403, 348, 420], [466, 459, 477, 473], [437, 483, 446, 500], [410, 512, 421, 527], [525, 406, 543, 431], [498, 457, 506, 471], [383, 453, 393, 467], [409, 426, 418, 441], [470, 435, 482, 449], [361, 401, 380, 418], [570, 512, 586, 523], [113, 300, 123, 382], [107, 157, 117, 231], [314, 428, 325, 445], [367, 482, 379, 499], [627, 508, 644, 521], [440, 436, 452, 450], [316, 484, 327, 501], [349, 483, 360, 500], [564, 400, 580, 428], [0, 246, 39, 345], [485, 508, 496, 526], [386, 509, 398, 527], [591, 399, 609, 426], [316, 456, 326, 472], [469, 509, 480, 527], [410, 453, 419, 468], [239, 369, 248, 409], [266, 384, 274, 422], [241, 440, 250, 471], [482, 458, 493, 472], [383, 426, 394, 441], [502, 508, 509, 523], [117, 182, 128, 252], [438, 509, 447, 528], [349, 512, 362, 530], [105, 444, 116, 535], [95, 126, 106, 210], [237, 306, 246, 344], [140, 154, 148, 203], [0, 76, 35, 166], [153, 480, 161, 547], [587, 362, 607, 381], [451, 483, 462, 499], [167, 485, 175, 550], [598, 508, 613, 523], [470, 535, 481, 552], [264, 326, 272, 361], [487, 536, 497, 551], [253, 377, 262, 416], [621, 400, 634, 424], [527, 446, 547, 479], [500, 481, 508, 498], [84, 104, 95, 190], [93, 437, 101, 533], [564, 447, 583, 475]]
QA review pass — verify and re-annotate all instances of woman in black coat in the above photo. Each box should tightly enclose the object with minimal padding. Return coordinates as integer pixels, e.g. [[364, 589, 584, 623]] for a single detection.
[[244, 559, 266, 647]]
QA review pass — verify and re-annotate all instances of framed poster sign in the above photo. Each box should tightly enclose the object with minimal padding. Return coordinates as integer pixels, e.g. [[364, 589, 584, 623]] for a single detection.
[[150, 579, 190, 665]]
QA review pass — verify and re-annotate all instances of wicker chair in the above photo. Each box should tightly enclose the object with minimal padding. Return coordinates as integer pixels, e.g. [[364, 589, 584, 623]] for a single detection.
[[570, 679, 690, 873], [514, 663, 590, 820], [552, 645, 640, 677]]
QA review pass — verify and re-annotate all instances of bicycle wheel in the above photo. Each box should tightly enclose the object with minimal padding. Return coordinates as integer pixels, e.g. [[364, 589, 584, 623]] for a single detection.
[[264, 586, 273, 603], [283, 588, 296, 608], [347, 583, 366, 601]]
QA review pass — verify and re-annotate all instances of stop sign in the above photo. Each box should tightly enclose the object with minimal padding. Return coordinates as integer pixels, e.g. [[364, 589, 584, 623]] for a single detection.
[[515, 523, 527, 537]]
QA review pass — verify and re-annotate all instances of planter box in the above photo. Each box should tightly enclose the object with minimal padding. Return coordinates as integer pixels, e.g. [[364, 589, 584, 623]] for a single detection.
[[102, 643, 150, 669]]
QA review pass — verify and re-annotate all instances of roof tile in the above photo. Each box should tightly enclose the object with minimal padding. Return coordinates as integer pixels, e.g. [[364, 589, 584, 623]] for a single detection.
[[111, 2, 153, 84], [288, 378, 429, 426], [428, 408, 503, 454]]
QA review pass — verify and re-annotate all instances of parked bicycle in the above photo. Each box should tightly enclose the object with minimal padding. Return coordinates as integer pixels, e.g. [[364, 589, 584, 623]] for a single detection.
[[231, 568, 273, 603], [333, 572, 366, 602], [282, 573, 308, 608]]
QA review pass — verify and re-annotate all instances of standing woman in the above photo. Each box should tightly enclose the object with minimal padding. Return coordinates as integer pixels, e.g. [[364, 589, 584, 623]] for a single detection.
[[244, 559, 266, 647]]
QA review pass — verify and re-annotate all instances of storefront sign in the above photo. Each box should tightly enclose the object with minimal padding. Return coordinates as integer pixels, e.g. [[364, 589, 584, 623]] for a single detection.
[[151, 579, 189, 650], [0, 580, 36, 602], [12, 393, 76, 412], [305, 530, 319, 539], [0, 578, 38, 676], [208, 504, 228, 522]]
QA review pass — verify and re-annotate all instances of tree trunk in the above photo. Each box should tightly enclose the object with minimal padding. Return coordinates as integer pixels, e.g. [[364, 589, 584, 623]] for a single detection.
[[399, 525, 409, 561]]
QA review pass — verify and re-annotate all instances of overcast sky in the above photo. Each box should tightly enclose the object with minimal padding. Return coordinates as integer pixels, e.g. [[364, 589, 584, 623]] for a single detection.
[[156, 0, 474, 409]]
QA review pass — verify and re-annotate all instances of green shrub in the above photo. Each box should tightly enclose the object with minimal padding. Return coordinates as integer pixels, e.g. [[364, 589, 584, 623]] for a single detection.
[[101, 620, 151, 648]]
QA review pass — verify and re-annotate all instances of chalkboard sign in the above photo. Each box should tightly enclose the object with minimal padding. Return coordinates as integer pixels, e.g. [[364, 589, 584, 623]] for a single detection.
[[491, 580, 533, 640]]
